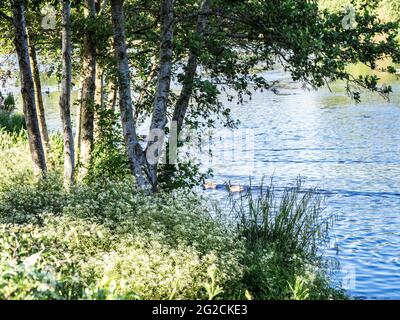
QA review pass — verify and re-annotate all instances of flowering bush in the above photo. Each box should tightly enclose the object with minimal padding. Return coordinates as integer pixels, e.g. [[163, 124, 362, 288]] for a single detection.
[[0, 130, 344, 300]]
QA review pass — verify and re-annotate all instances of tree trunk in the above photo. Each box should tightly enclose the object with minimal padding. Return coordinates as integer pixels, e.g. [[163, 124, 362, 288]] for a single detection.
[[11, 0, 47, 175], [110, 0, 147, 188], [78, 0, 97, 179], [94, 64, 104, 139], [172, 0, 211, 133], [59, 0, 75, 189], [28, 36, 51, 158], [74, 86, 82, 166], [145, 0, 174, 192], [95, 66, 104, 109], [106, 79, 117, 111], [93, 0, 107, 139]]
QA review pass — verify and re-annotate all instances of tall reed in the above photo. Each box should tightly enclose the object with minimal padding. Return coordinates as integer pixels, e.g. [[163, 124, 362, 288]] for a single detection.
[[228, 177, 332, 259]]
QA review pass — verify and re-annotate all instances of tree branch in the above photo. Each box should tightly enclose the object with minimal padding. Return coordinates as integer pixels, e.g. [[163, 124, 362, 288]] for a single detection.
[[0, 10, 13, 23]]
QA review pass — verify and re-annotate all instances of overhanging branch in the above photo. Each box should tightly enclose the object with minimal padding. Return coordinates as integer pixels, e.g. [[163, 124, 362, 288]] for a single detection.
[[0, 10, 13, 23]]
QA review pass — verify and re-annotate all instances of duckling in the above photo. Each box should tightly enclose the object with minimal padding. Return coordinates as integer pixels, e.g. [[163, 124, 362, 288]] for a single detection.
[[228, 185, 244, 193], [203, 181, 217, 190]]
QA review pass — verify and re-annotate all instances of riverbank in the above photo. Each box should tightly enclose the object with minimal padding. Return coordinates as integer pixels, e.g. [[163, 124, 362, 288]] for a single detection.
[[0, 125, 345, 300], [4, 67, 400, 298]]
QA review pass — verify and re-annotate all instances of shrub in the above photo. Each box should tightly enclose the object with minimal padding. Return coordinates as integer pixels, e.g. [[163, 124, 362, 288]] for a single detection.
[[0, 176, 244, 300], [0, 133, 344, 300], [0, 130, 32, 195], [0, 111, 25, 133], [0, 131, 63, 194], [0, 92, 16, 113], [157, 161, 212, 191], [0, 217, 115, 299]]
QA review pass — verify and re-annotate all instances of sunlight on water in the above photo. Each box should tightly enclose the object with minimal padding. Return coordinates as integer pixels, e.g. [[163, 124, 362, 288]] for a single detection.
[[205, 72, 400, 299]]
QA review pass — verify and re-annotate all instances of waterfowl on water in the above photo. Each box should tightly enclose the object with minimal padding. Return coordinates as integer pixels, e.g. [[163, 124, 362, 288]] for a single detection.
[[203, 181, 217, 189], [228, 185, 244, 193]]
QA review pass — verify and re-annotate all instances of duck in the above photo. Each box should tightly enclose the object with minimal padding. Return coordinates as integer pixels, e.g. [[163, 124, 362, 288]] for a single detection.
[[228, 185, 244, 193], [203, 181, 217, 190]]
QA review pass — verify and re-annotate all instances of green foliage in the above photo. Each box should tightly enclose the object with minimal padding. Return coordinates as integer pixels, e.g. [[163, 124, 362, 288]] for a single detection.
[[47, 132, 65, 170], [0, 135, 345, 300], [0, 128, 27, 150], [0, 92, 16, 112], [225, 178, 345, 300], [0, 130, 32, 195], [288, 276, 310, 300], [158, 161, 212, 191], [230, 178, 331, 258], [87, 107, 212, 190], [0, 248, 65, 300], [0, 131, 244, 300], [319, 0, 352, 12], [86, 107, 130, 183], [0, 111, 26, 133], [0, 178, 243, 299], [202, 265, 224, 300]]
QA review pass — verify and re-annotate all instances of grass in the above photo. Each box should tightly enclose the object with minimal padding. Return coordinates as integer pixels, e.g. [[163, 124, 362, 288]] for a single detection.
[[224, 178, 343, 299], [228, 178, 331, 258], [0, 129, 346, 300]]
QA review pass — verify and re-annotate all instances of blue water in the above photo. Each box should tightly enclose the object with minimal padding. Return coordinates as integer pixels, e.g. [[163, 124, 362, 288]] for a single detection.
[[202, 71, 400, 299]]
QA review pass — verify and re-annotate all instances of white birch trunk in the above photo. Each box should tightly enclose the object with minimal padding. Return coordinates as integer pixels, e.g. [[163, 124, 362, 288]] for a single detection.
[[59, 0, 75, 189], [110, 0, 147, 188], [28, 36, 51, 158], [145, 0, 174, 192], [11, 0, 47, 175]]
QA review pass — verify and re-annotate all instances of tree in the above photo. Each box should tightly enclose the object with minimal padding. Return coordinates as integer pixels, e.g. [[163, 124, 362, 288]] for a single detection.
[[110, 0, 147, 188], [28, 33, 50, 158], [78, 0, 97, 179], [93, 0, 109, 139], [59, 0, 75, 189], [2, 0, 400, 191], [145, 0, 174, 191], [11, 0, 47, 175], [172, 0, 211, 133]]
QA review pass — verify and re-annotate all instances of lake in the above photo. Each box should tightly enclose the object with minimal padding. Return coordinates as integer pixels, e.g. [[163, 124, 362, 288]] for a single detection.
[[9, 66, 400, 299], [203, 68, 400, 299]]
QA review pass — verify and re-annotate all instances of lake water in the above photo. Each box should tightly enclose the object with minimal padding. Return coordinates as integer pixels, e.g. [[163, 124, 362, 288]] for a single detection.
[[8, 67, 400, 299], [203, 69, 400, 299]]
